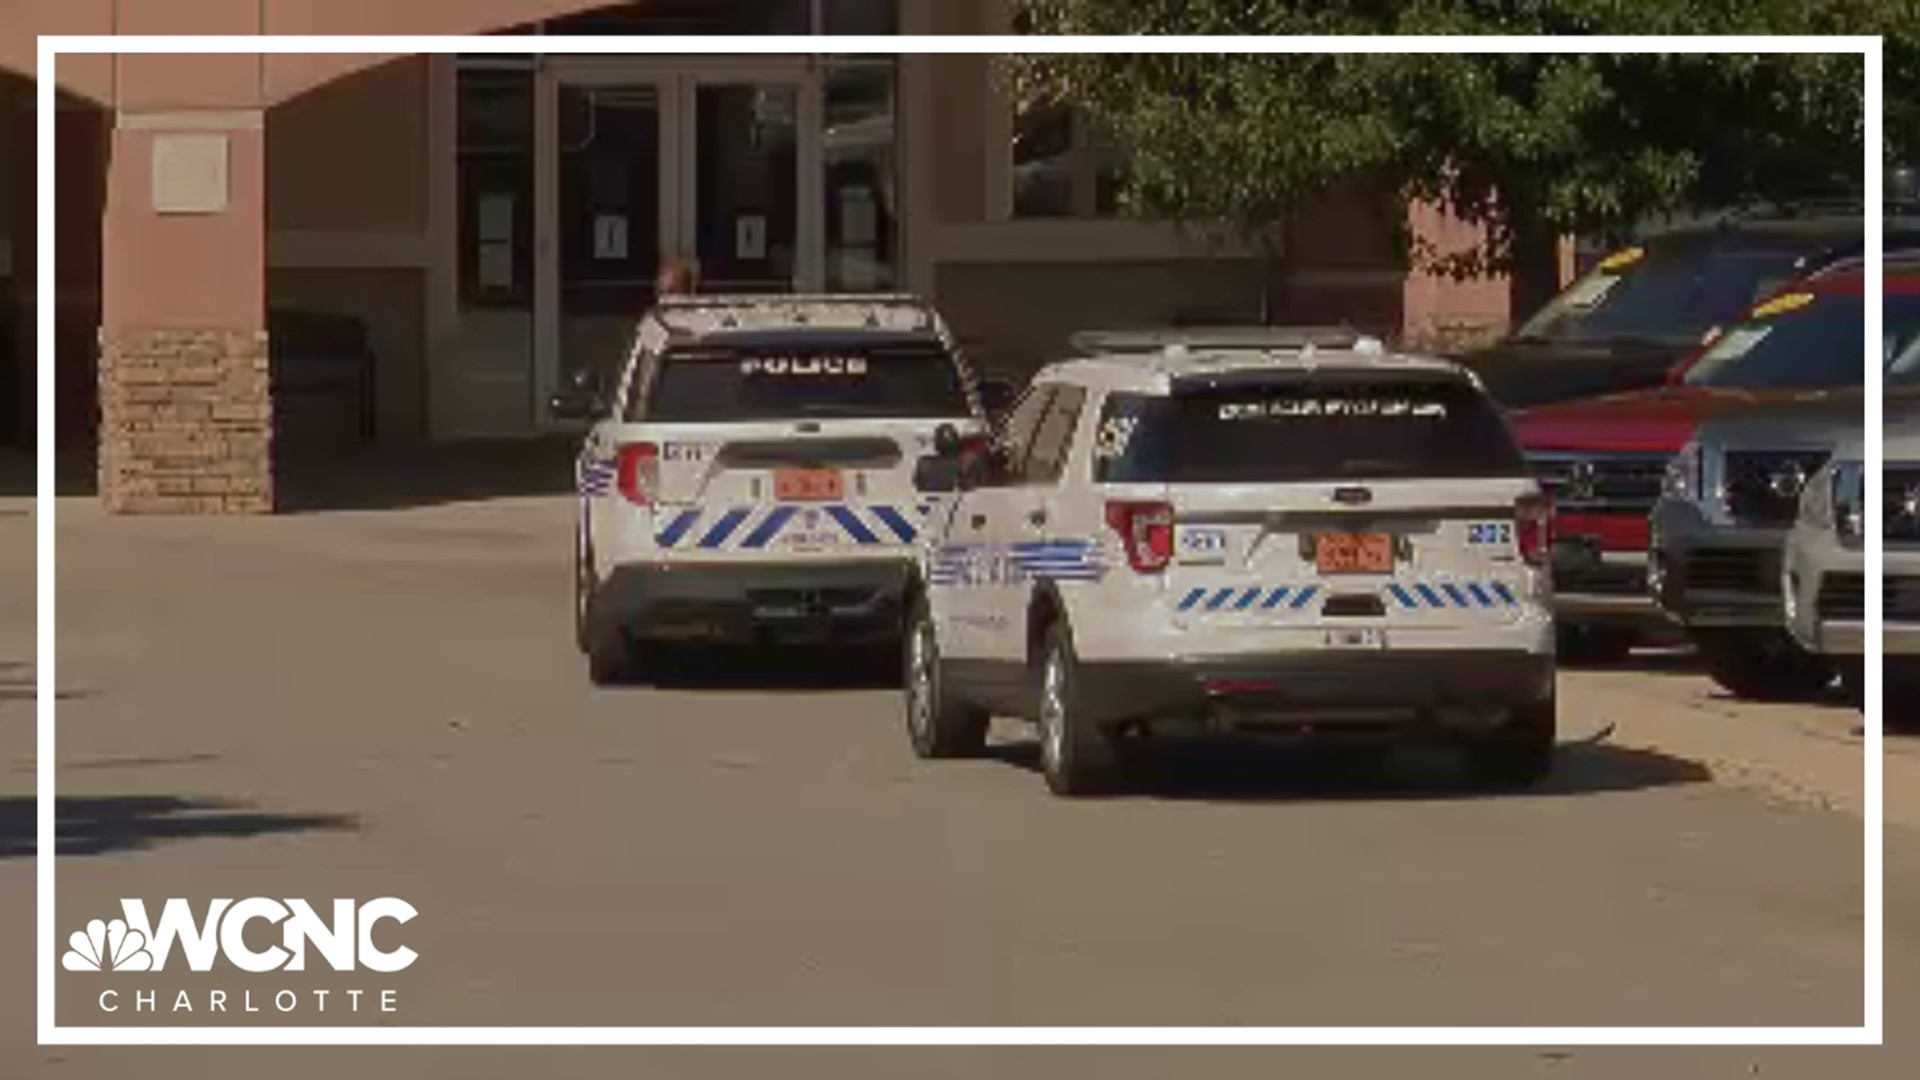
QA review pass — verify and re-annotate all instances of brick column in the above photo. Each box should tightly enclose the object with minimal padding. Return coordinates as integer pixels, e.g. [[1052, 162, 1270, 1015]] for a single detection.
[[98, 328, 270, 513], [99, 52, 270, 513]]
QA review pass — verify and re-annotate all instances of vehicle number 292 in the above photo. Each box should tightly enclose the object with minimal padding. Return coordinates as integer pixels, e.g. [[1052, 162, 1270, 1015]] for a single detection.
[[1466, 522, 1512, 546]]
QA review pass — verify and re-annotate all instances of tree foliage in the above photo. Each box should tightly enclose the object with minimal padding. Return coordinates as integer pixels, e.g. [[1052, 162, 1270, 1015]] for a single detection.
[[1010, 1, 1895, 277]]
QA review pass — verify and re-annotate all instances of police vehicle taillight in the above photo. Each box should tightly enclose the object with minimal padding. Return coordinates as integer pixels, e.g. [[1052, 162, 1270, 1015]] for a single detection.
[[1105, 500, 1174, 574], [1516, 494, 1552, 568], [616, 442, 660, 506]]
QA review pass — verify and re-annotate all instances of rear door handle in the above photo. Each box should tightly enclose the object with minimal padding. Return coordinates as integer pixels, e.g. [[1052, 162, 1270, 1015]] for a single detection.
[[970, 513, 988, 530], [1027, 509, 1048, 527]]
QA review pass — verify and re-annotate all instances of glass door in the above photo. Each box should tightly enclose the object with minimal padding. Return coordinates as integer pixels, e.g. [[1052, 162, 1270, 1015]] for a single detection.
[[548, 75, 676, 401], [681, 79, 812, 294], [537, 62, 820, 428]]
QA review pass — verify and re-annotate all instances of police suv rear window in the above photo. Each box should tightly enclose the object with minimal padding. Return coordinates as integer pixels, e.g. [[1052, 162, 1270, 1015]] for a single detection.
[[636, 337, 971, 423], [1092, 377, 1525, 484]]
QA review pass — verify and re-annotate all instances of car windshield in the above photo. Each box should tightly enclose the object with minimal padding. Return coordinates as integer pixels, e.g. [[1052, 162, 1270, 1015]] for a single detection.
[[1093, 377, 1525, 484], [637, 338, 972, 422], [1513, 242, 1811, 347], [1682, 290, 1920, 389], [1889, 331, 1920, 386]]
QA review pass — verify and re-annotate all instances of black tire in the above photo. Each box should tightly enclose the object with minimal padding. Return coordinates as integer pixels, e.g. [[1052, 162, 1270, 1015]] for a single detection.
[[1034, 620, 1122, 797], [1556, 624, 1636, 667], [586, 624, 643, 686], [1466, 695, 1557, 788], [1888, 664, 1920, 731], [1693, 629, 1833, 702], [902, 596, 989, 758]]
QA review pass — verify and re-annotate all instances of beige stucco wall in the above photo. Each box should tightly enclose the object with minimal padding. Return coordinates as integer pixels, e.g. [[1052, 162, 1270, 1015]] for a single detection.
[[926, 0, 991, 228], [263, 57, 431, 439], [268, 56, 430, 236]]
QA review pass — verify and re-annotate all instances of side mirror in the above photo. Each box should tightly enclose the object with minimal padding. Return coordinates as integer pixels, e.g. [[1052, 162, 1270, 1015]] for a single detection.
[[548, 390, 597, 421], [932, 422, 964, 458], [977, 377, 1019, 424], [913, 454, 963, 493], [550, 369, 607, 420]]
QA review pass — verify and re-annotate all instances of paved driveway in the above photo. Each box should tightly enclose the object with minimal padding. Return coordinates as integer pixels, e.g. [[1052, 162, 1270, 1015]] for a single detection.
[[3, 494, 1917, 1076]]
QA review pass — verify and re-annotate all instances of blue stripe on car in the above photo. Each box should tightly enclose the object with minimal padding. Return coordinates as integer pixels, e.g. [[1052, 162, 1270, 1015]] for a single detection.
[[656, 509, 700, 549], [827, 505, 881, 545], [740, 506, 796, 549], [871, 505, 918, 543], [699, 508, 751, 549]]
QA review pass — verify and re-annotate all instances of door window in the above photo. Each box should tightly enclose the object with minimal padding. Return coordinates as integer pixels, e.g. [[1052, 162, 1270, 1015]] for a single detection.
[[457, 65, 535, 312], [1023, 384, 1086, 484], [987, 385, 1055, 486], [694, 84, 799, 293], [558, 84, 664, 389]]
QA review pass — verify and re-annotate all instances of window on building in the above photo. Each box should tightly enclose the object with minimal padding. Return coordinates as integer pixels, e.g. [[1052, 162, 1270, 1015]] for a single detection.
[[823, 59, 899, 290], [455, 63, 535, 312], [819, 0, 899, 34], [1011, 96, 1126, 219]]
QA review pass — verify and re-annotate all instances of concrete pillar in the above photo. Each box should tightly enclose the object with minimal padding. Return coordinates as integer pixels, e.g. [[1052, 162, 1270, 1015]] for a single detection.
[[98, 53, 271, 513]]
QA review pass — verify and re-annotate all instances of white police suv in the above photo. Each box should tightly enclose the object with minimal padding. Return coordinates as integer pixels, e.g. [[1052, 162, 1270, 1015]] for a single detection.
[[557, 294, 991, 684], [901, 329, 1557, 796]]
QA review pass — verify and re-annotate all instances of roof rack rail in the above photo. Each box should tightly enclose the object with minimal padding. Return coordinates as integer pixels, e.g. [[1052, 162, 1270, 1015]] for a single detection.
[[1071, 325, 1373, 355], [654, 292, 928, 309]]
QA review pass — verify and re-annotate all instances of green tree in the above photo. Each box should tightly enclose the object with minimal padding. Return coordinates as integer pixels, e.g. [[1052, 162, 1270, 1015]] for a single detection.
[[1010, 1, 1884, 314]]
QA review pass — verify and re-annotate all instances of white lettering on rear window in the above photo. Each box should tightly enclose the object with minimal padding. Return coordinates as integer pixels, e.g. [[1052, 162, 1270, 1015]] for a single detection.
[[1093, 415, 1139, 459], [739, 356, 870, 376], [1216, 399, 1448, 421]]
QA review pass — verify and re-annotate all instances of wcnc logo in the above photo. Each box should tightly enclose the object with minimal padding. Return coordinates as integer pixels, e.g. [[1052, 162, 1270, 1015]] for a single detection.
[[63, 898, 418, 974]]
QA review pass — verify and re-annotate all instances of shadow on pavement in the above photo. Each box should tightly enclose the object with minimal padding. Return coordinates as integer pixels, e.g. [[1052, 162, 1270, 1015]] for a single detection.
[[274, 439, 577, 513], [0, 662, 91, 706], [0, 795, 359, 859], [1557, 647, 1703, 678], [985, 736, 1711, 803], [630, 644, 900, 693]]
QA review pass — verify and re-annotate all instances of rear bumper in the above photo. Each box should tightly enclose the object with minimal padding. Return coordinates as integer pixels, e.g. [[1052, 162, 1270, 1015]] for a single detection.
[[593, 558, 911, 645], [1074, 650, 1554, 727]]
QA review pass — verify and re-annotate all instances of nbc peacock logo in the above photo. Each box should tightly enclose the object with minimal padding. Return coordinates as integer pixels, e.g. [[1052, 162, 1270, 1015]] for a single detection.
[[63, 918, 153, 973]]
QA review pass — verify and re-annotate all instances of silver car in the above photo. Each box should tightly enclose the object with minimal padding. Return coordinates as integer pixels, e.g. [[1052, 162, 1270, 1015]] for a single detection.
[[1783, 400, 1920, 707], [1649, 394, 1861, 699]]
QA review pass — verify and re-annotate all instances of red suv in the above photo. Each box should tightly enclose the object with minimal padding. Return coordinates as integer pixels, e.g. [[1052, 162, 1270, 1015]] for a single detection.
[[1511, 262, 1920, 662]]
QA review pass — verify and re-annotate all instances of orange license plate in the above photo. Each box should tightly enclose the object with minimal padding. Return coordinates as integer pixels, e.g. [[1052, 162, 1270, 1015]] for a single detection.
[[1314, 532, 1393, 574], [774, 468, 843, 501]]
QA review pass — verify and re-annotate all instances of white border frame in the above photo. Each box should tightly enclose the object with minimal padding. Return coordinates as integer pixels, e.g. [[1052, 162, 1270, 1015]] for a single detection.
[[37, 33, 1883, 1047]]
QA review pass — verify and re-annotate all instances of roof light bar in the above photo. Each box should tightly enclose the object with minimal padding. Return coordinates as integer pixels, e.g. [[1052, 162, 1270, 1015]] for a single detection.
[[1071, 326, 1373, 356]]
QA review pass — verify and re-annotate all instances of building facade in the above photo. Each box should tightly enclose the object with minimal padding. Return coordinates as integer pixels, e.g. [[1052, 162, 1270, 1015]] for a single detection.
[[0, 0, 1516, 512]]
